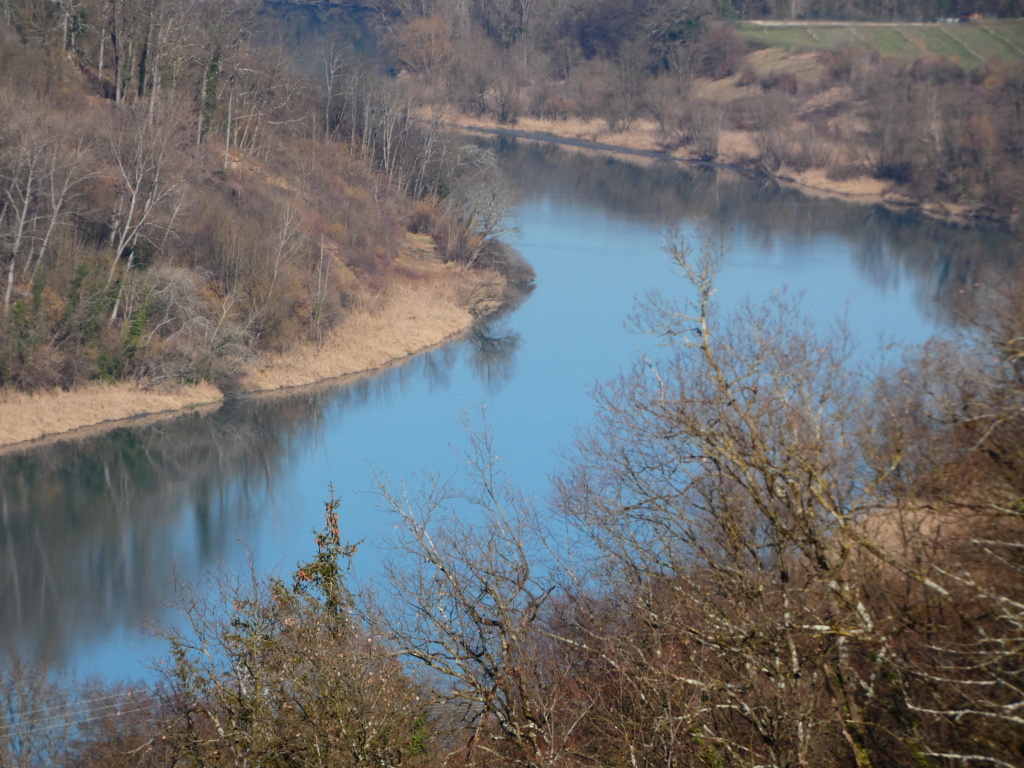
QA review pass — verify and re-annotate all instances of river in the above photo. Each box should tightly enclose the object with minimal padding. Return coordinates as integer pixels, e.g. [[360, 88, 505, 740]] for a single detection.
[[0, 140, 1018, 682]]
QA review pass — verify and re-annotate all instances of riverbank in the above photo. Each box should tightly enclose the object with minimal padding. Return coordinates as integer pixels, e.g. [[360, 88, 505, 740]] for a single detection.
[[0, 253, 504, 452], [434, 109, 993, 226]]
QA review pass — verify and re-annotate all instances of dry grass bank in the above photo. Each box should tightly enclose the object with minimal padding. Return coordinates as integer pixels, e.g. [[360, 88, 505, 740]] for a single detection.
[[0, 254, 504, 452], [774, 166, 890, 200], [433, 106, 898, 208], [241, 265, 492, 391], [0, 381, 224, 450], [426, 106, 749, 163]]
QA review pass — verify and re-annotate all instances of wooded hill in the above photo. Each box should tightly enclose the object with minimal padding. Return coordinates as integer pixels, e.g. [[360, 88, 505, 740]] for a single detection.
[[0, 0, 525, 392], [1, 3, 1022, 767]]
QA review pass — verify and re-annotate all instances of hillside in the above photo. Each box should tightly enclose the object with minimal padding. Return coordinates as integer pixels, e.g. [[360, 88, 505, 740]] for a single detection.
[[0, 0, 532, 443]]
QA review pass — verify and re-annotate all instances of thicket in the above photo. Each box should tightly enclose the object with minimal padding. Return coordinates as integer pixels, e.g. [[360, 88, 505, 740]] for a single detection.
[[0, 0, 519, 392], [2, 231, 1021, 768], [375, 0, 1024, 221]]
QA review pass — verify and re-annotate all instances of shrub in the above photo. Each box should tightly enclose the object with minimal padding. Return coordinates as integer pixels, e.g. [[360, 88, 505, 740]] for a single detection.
[[761, 69, 799, 94]]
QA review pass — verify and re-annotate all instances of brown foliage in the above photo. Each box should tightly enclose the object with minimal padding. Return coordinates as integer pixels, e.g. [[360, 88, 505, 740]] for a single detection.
[[395, 15, 454, 76], [1, 0, 508, 392]]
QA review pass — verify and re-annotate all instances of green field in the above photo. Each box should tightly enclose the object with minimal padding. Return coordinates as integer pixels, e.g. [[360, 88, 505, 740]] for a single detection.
[[736, 19, 1024, 66]]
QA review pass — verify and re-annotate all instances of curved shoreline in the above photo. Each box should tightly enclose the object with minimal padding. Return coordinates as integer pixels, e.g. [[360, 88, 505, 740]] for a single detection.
[[0, 267, 500, 454], [0, 325, 470, 457], [0, 123, 999, 454], [448, 118, 1001, 227]]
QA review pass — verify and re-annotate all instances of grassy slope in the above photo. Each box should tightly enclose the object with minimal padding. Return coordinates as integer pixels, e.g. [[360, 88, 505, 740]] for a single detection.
[[737, 18, 1024, 65]]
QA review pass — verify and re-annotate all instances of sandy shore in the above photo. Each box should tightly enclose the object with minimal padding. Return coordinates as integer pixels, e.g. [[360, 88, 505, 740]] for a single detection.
[[0, 261, 497, 453]]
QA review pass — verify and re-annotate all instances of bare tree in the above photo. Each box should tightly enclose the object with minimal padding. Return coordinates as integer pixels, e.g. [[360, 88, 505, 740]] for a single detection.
[[440, 146, 518, 269], [551, 231, 926, 768], [0, 654, 75, 768], [22, 132, 91, 287], [104, 100, 184, 322], [0, 112, 48, 315], [322, 42, 348, 140], [868, 276, 1024, 768], [369, 424, 588, 768], [393, 15, 453, 78], [160, 493, 426, 768], [0, 105, 91, 315]]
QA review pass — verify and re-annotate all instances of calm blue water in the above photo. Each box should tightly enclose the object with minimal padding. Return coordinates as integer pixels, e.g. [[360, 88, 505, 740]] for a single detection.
[[0, 143, 1015, 682]]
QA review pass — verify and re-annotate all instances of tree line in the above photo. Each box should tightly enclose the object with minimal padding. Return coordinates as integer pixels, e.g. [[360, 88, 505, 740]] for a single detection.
[[2, 230, 1021, 768], [373, 0, 1024, 223], [0, 0, 523, 392]]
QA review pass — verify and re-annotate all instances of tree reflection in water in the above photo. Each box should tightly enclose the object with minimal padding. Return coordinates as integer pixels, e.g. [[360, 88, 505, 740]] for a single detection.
[[0, 400, 316, 662], [467, 284, 531, 390], [1, 141, 1018, 678], [469, 320, 522, 388], [0, 304, 530, 665], [492, 138, 1020, 319]]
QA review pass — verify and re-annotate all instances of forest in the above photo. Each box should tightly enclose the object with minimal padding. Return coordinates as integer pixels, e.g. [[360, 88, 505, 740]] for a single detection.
[[0, 0, 526, 394], [4, 0, 1024, 392]]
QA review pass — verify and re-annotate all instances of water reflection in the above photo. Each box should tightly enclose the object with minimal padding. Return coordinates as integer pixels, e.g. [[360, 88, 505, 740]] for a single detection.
[[468, 320, 521, 389], [0, 309, 520, 663], [1, 142, 1019, 679], [492, 140, 1020, 316], [1, 403, 308, 661]]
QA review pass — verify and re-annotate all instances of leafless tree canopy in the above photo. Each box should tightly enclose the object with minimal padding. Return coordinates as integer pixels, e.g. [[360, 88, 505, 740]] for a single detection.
[[375, 0, 1024, 224], [2, 0, 1023, 762]]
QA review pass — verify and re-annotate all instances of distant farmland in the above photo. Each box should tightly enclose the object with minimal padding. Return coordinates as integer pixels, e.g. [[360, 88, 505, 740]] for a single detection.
[[736, 19, 1024, 66]]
